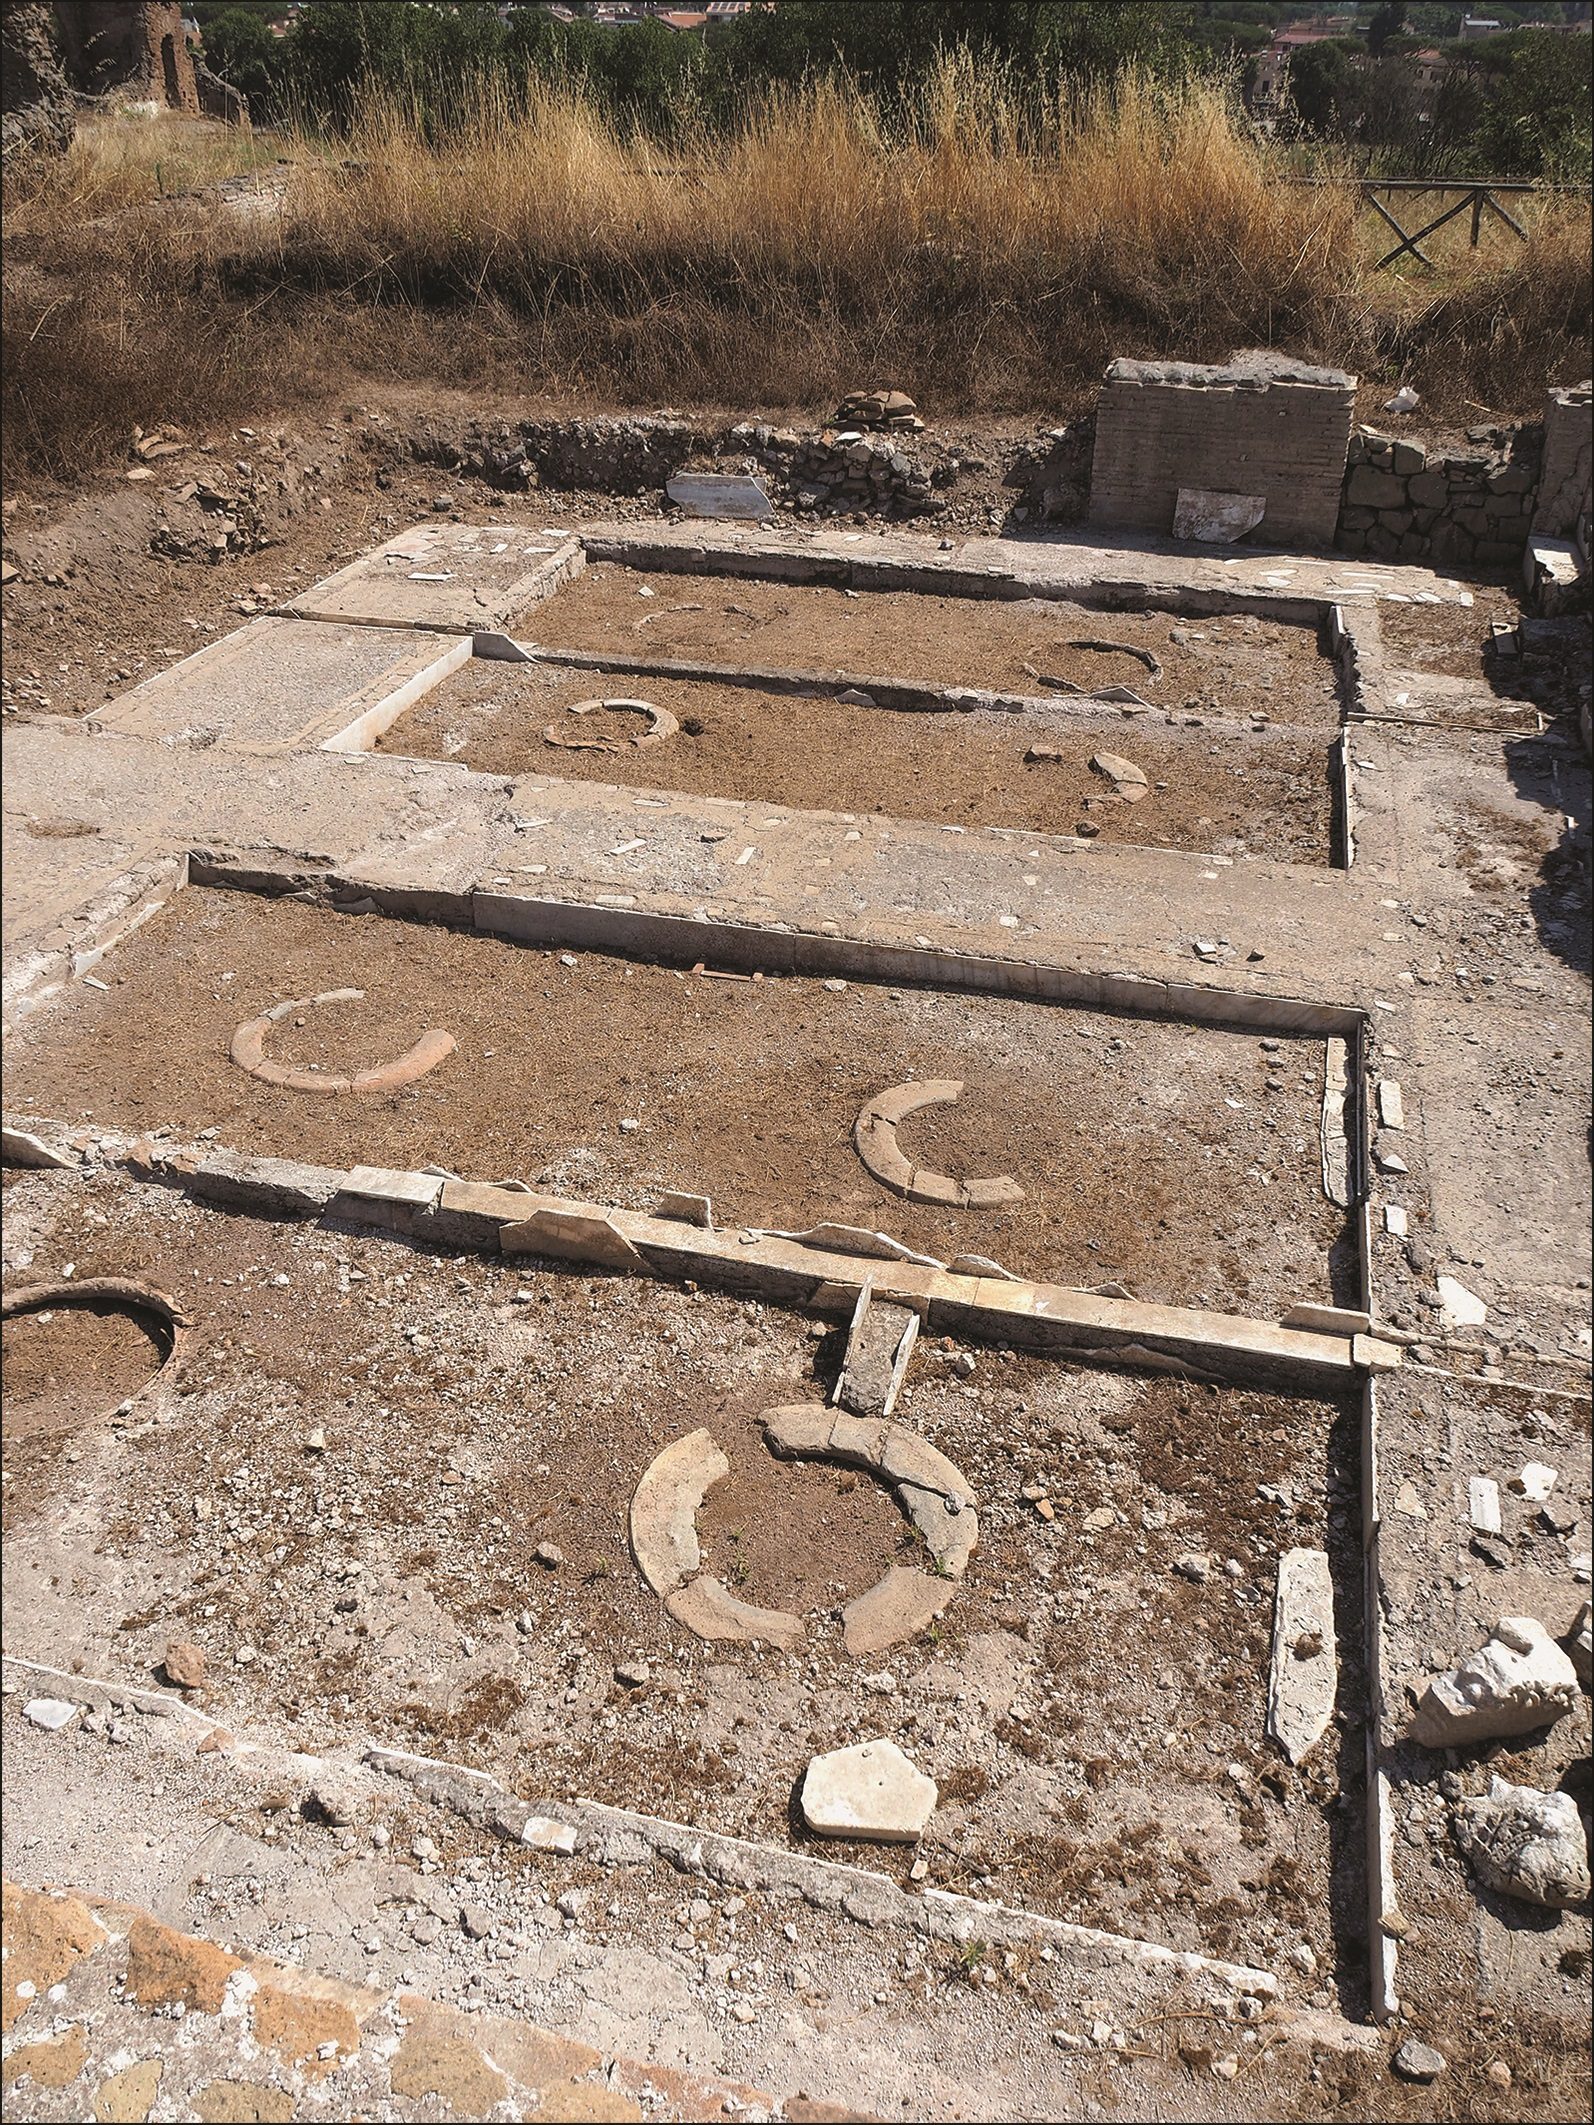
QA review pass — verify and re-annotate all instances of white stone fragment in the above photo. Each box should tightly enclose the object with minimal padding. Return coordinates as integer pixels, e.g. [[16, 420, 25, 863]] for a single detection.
[[1266, 1548, 1337, 1764], [1172, 488, 1266, 543], [22, 1698, 79, 1731], [665, 473, 773, 520], [800, 1739, 937, 1843], [1468, 1478, 1502, 1536], [1511, 1462, 1558, 1503], [520, 1816, 579, 1855], [1376, 1081, 1405, 1129], [1412, 1617, 1580, 1748], [1453, 1777, 1591, 1909], [1383, 1205, 1408, 1237], [1436, 1276, 1487, 1330]]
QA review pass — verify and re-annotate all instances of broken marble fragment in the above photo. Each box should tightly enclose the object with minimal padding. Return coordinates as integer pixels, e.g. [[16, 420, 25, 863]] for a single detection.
[[1453, 1777, 1591, 1910], [1412, 1616, 1579, 1747]]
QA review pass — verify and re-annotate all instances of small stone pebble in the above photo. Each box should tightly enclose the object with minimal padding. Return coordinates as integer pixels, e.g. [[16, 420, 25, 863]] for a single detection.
[[1391, 2039, 1446, 2083], [534, 1542, 564, 1569]]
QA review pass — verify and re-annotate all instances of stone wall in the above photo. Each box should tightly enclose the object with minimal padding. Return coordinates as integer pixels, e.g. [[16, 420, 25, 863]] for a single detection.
[[1337, 427, 1540, 566], [2, 2, 74, 161], [1533, 382, 1593, 544], [726, 423, 941, 515], [410, 415, 949, 518], [1087, 354, 1356, 549]]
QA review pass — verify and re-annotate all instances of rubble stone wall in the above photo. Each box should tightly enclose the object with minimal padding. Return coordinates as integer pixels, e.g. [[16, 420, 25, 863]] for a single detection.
[[412, 415, 950, 518], [1337, 427, 1541, 566], [1533, 381, 1593, 544], [1087, 355, 1356, 548]]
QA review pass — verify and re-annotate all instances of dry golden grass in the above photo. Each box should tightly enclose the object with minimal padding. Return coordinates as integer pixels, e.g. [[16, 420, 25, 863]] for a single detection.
[[7, 108, 289, 219], [4, 65, 1589, 477]]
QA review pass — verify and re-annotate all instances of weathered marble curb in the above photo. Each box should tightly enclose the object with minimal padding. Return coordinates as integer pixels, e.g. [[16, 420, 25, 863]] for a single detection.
[[0, 1115, 1400, 1391]]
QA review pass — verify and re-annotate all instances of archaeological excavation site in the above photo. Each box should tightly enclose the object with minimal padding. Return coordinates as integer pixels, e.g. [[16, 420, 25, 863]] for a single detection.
[[2, 354, 1591, 2124]]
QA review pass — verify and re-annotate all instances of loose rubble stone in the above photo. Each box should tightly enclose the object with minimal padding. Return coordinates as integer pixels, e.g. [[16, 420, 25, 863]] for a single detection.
[[800, 1739, 937, 1843], [1453, 1776, 1591, 1909], [307, 1769, 364, 1828], [1468, 1478, 1502, 1535], [1391, 2039, 1446, 2083], [1436, 1275, 1486, 1330], [1511, 1461, 1558, 1502], [1568, 1602, 1592, 1689], [1088, 751, 1149, 801], [161, 1640, 208, 1691], [1412, 1616, 1580, 1747], [21, 1699, 78, 1731]]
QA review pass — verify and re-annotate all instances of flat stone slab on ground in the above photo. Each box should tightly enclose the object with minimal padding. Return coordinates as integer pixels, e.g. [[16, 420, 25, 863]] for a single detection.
[[1266, 1546, 1337, 1764], [800, 1739, 937, 1843]]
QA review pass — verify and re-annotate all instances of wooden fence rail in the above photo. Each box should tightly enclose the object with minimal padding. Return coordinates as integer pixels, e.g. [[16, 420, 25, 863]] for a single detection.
[[1287, 177, 1590, 269]]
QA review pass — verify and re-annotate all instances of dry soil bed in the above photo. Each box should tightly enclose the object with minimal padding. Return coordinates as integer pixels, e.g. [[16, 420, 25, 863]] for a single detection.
[[522, 565, 1344, 725], [6, 887, 1354, 1314], [375, 660, 1337, 862], [0, 1298, 165, 1438], [1, 1169, 1362, 1985]]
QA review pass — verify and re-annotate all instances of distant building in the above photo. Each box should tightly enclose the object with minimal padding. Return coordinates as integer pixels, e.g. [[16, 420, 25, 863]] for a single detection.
[[1408, 46, 1450, 116], [1459, 15, 1503, 35], [1248, 23, 1348, 113]]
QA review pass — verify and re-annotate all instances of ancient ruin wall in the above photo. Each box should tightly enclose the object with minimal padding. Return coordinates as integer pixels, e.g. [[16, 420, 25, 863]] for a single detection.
[[53, 1, 199, 113], [1087, 356, 1357, 549], [1337, 429, 1540, 566]]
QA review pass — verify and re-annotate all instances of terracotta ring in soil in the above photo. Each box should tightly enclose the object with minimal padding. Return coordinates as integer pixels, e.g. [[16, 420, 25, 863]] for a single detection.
[[632, 1410, 979, 1655], [630, 1428, 805, 1650], [230, 990, 456, 1095], [1, 1277, 187, 1432], [1066, 637, 1164, 680], [853, 1080, 1025, 1210], [761, 1404, 979, 1657], [542, 697, 679, 753]]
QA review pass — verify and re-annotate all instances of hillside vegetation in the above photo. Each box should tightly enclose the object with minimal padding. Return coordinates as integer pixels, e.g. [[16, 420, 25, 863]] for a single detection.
[[4, 61, 1589, 477]]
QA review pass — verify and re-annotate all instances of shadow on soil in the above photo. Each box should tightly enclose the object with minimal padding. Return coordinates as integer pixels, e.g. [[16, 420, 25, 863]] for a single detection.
[[1492, 618, 1592, 978]]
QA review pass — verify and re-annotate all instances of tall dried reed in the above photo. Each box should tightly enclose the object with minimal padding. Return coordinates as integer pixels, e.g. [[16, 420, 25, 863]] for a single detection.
[[4, 61, 1589, 476]]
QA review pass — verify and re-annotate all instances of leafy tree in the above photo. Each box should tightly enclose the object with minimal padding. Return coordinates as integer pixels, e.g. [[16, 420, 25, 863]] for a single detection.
[[1455, 27, 1594, 179], [1286, 40, 1367, 136], [1367, 2, 1408, 56], [199, 7, 281, 113]]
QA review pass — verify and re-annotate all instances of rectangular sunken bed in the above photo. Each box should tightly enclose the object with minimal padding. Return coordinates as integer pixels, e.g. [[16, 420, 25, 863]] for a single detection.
[[5, 883, 1360, 1321]]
